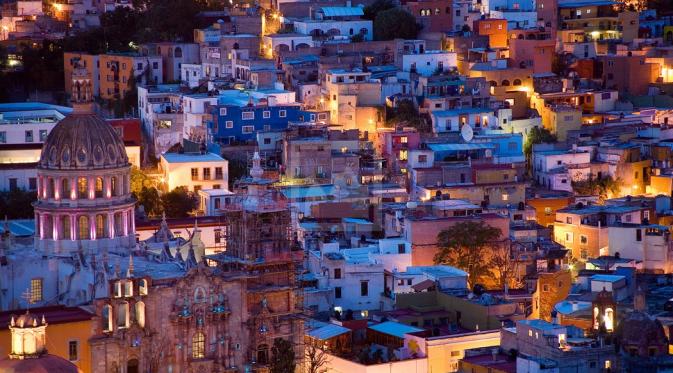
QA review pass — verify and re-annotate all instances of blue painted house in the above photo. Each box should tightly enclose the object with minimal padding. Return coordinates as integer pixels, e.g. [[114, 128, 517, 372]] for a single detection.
[[209, 90, 329, 144]]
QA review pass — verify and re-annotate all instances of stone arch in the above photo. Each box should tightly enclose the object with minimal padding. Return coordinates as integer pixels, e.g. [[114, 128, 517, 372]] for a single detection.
[[502, 79, 510, 86], [513, 79, 522, 86], [489, 80, 498, 87], [275, 43, 290, 53], [326, 28, 340, 36], [135, 301, 145, 328], [77, 177, 87, 199], [96, 214, 107, 239], [296, 43, 310, 49], [95, 177, 104, 198]]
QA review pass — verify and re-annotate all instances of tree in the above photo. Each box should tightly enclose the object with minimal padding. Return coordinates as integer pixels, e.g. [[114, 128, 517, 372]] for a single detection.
[[434, 221, 503, 288], [160, 187, 197, 218], [387, 99, 430, 133], [524, 126, 556, 175], [373, 8, 420, 41], [0, 189, 37, 219], [137, 186, 162, 218], [130, 166, 156, 195], [270, 337, 296, 373], [572, 176, 623, 202], [363, 0, 395, 20], [489, 241, 523, 290], [305, 342, 330, 373], [226, 158, 249, 188]]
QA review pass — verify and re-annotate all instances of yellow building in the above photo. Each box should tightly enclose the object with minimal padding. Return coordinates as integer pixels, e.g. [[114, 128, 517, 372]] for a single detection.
[[0, 305, 95, 373], [99, 53, 163, 100], [531, 270, 572, 321]]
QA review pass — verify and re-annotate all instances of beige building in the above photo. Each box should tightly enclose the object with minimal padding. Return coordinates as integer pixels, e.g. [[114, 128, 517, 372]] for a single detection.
[[159, 152, 229, 192]]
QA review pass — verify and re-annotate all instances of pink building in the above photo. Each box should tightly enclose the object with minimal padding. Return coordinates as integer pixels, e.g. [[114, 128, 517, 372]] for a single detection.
[[375, 127, 421, 174]]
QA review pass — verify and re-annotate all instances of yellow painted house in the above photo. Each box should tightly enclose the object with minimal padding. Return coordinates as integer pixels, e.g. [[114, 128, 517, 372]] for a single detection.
[[0, 305, 96, 373]]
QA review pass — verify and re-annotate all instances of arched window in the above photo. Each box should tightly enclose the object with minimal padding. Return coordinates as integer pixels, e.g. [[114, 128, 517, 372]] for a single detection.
[[605, 307, 614, 332], [48, 178, 55, 199], [513, 79, 522, 86], [257, 344, 269, 364], [489, 80, 498, 87], [62, 178, 70, 199], [175, 47, 182, 58], [95, 177, 103, 198], [502, 80, 510, 86], [124, 281, 133, 297], [102, 304, 112, 332], [61, 216, 71, 240], [78, 216, 89, 239], [114, 212, 123, 237], [139, 279, 148, 296], [117, 302, 130, 328], [96, 214, 107, 239], [192, 332, 205, 359], [43, 215, 53, 239], [111, 176, 117, 197], [135, 301, 145, 328], [77, 177, 88, 199], [194, 287, 206, 303]]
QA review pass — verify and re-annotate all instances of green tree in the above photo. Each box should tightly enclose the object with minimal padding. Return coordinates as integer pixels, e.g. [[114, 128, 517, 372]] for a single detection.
[[363, 0, 395, 20], [387, 99, 430, 133], [160, 187, 197, 218], [130, 166, 156, 195], [434, 221, 503, 288], [0, 189, 37, 219], [572, 176, 623, 202], [373, 8, 420, 41], [270, 338, 296, 373], [137, 186, 162, 218], [226, 158, 249, 188], [524, 126, 557, 175]]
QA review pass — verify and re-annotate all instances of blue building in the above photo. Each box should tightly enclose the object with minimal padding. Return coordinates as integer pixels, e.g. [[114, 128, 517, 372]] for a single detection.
[[209, 90, 329, 144]]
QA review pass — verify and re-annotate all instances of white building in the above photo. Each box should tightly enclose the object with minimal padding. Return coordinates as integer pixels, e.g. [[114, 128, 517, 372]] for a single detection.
[[292, 6, 373, 41], [533, 148, 592, 191], [261, 33, 314, 58], [402, 51, 458, 77], [137, 84, 184, 156], [159, 152, 229, 192], [197, 188, 235, 216], [430, 107, 498, 133], [181, 63, 204, 88], [608, 224, 673, 273], [384, 265, 468, 301]]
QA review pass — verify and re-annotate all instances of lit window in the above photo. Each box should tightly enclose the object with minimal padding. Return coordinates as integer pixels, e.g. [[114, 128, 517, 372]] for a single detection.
[[30, 278, 43, 303], [68, 341, 78, 361], [192, 332, 205, 359], [502, 194, 509, 201], [400, 136, 408, 143]]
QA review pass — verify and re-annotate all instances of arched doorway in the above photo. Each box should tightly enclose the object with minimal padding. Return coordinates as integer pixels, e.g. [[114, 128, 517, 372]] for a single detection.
[[127, 359, 139, 373]]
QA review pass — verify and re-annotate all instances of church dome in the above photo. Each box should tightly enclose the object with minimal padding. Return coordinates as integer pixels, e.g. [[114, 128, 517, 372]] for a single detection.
[[616, 311, 668, 356], [0, 355, 80, 373], [38, 109, 128, 171]]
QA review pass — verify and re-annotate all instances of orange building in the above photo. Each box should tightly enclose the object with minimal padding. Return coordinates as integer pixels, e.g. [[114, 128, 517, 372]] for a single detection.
[[600, 55, 659, 96], [99, 53, 163, 100], [508, 30, 555, 74], [531, 270, 572, 321], [64, 52, 100, 98], [473, 19, 508, 48], [0, 306, 96, 373], [527, 192, 574, 228]]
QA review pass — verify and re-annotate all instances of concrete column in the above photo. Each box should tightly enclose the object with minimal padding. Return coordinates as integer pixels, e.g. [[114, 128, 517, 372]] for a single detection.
[[88, 176, 95, 200], [54, 177, 61, 201], [129, 208, 135, 236], [105, 175, 111, 198], [123, 211, 129, 237], [53, 214, 59, 240], [70, 215, 76, 240], [90, 214, 96, 240], [70, 177, 76, 200], [108, 212, 115, 239]]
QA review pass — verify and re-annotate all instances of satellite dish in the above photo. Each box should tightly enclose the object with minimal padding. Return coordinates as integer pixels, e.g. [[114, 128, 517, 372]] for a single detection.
[[461, 124, 474, 142]]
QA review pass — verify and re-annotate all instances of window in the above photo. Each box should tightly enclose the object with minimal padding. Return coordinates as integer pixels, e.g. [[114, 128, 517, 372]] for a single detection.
[[263, 111, 271, 119], [0, 131, 5, 143], [242, 125, 254, 134], [335, 287, 342, 298], [191, 168, 198, 180], [502, 194, 509, 201], [25, 130, 33, 142], [242, 111, 254, 120], [279, 110, 287, 118], [78, 177, 88, 199], [215, 229, 222, 243], [29, 178, 37, 191], [225, 121, 233, 129], [543, 284, 550, 292], [399, 149, 408, 161], [30, 278, 43, 303], [398, 244, 405, 254], [78, 216, 89, 239], [9, 178, 17, 191], [95, 177, 103, 198], [418, 154, 428, 163], [203, 168, 211, 180], [334, 268, 341, 279], [636, 228, 642, 242], [360, 281, 369, 296], [192, 332, 205, 359], [39, 130, 48, 142], [220, 108, 227, 116], [152, 62, 159, 69], [215, 167, 223, 180], [68, 341, 78, 361], [580, 235, 588, 244], [565, 232, 573, 243], [566, 217, 572, 224], [96, 214, 106, 239]]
